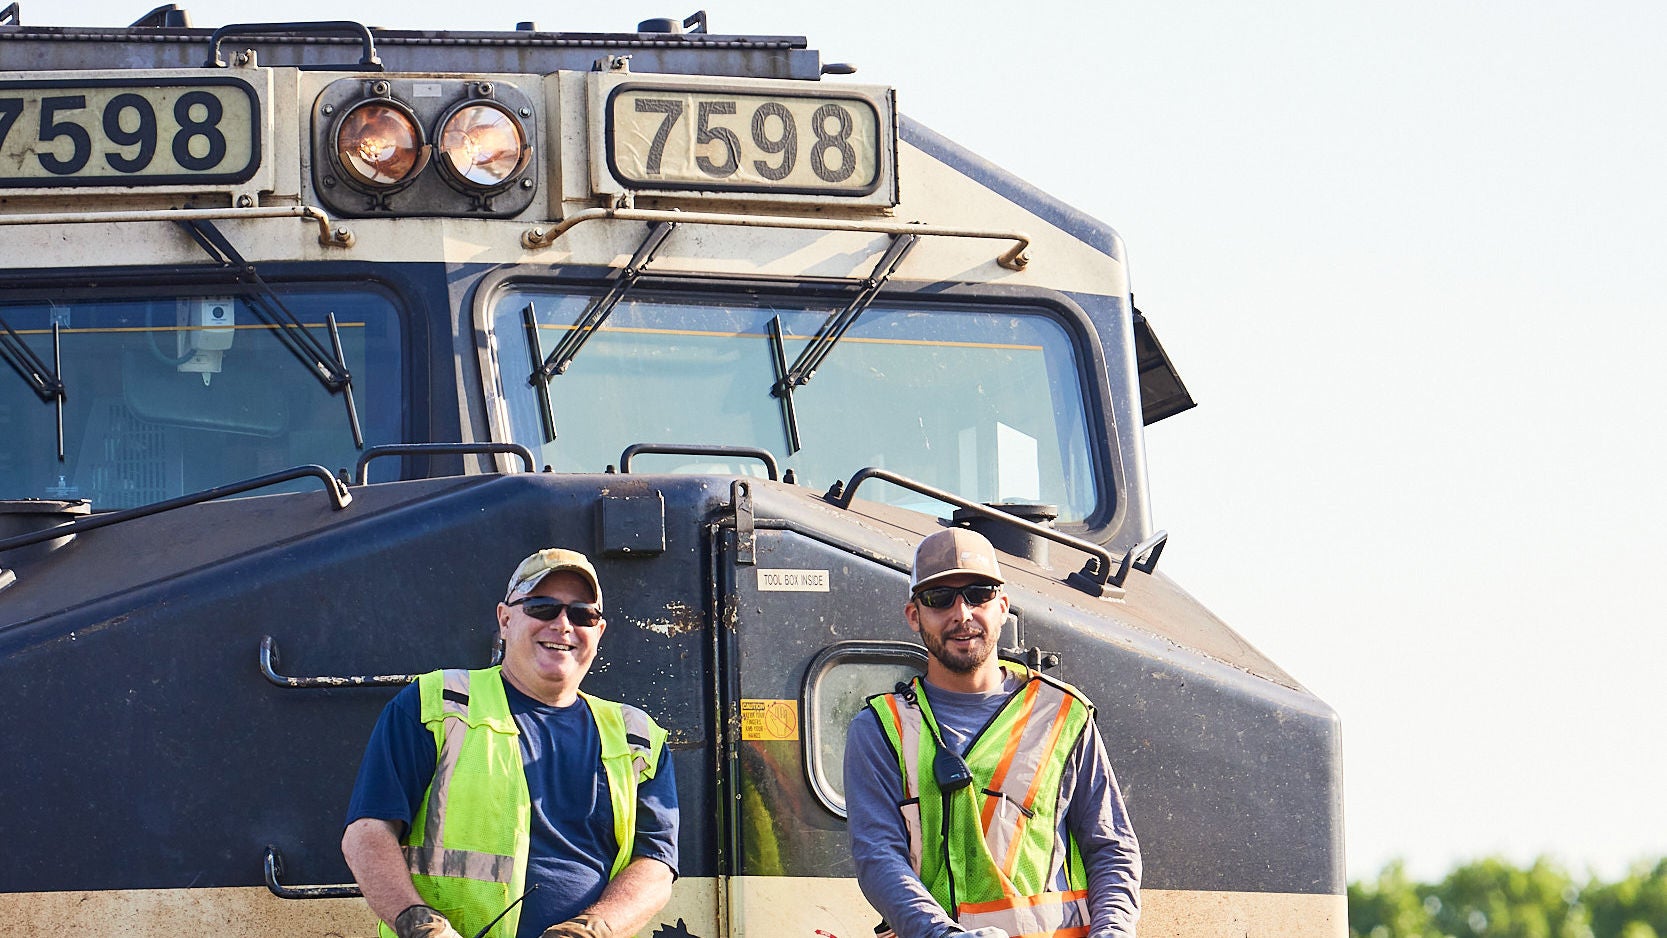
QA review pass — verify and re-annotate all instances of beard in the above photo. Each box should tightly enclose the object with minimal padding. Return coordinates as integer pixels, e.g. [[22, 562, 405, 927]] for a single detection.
[[921, 623, 997, 674]]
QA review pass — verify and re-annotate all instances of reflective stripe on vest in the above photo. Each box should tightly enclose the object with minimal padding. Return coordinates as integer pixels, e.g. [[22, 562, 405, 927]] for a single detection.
[[867, 666, 1092, 938], [379, 669, 669, 938]]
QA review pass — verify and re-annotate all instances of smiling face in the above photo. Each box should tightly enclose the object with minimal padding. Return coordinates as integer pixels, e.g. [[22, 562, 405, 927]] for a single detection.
[[904, 572, 1009, 691], [496, 570, 605, 706]]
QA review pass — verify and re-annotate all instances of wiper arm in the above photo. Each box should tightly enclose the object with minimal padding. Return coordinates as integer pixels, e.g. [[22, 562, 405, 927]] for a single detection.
[[772, 232, 917, 398], [766, 315, 801, 455], [179, 219, 363, 448], [0, 315, 68, 460]]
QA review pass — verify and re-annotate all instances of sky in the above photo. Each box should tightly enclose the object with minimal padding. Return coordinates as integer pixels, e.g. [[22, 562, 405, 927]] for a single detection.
[[57, 0, 1667, 883]]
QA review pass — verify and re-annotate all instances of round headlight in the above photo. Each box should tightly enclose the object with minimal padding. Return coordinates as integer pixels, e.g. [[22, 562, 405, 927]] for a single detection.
[[335, 101, 425, 188], [436, 102, 530, 191]]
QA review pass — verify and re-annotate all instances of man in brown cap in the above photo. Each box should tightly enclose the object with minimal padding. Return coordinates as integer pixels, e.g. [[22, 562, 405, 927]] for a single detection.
[[343, 548, 679, 938], [844, 528, 1141, 938]]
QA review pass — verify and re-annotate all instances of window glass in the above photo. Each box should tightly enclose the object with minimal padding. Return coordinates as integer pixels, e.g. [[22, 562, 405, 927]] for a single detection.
[[802, 644, 926, 817], [492, 289, 1100, 522], [0, 288, 402, 507]]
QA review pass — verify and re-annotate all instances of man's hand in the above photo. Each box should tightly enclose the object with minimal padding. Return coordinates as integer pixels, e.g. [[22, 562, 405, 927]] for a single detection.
[[393, 905, 464, 938], [960, 928, 1010, 938], [539, 914, 615, 938]]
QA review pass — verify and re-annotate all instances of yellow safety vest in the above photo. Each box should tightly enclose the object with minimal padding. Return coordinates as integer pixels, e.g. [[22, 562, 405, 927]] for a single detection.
[[869, 664, 1093, 938], [377, 667, 667, 938]]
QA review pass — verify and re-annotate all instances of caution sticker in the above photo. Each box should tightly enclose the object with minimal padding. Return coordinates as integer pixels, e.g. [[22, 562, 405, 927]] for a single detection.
[[741, 699, 800, 741]]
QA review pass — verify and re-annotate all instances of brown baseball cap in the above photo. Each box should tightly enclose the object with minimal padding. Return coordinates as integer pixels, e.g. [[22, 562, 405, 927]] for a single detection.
[[505, 547, 603, 608], [910, 528, 1005, 592]]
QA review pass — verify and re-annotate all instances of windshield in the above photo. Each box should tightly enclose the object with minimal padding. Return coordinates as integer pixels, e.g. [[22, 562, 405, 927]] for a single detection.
[[491, 287, 1100, 523], [0, 287, 402, 507]]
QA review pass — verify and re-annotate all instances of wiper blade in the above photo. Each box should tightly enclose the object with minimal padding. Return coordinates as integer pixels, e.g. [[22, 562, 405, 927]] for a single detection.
[[534, 220, 677, 381], [767, 315, 802, 455], [0, 315, 67, 460], [772, 231, 917, 398], [179, 219, 363, 448]]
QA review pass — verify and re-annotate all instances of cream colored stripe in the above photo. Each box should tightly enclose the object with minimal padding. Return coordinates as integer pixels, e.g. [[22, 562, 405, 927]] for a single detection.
[[0, 881, 1343, 937], [423, 670, 473, 848]]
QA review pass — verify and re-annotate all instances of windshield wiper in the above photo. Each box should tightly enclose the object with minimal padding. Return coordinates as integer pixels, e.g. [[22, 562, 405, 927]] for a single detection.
[[0, 315, 68, 460], [772, 232, 917, 399], [526, 221, 676, 443], [179, 219, 363, 448], [766, 315, 801, 454]]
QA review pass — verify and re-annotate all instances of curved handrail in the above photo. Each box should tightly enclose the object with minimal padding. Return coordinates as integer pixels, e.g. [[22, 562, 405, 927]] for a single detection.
[[619, 443, 780, 481], [352, 442, 537, 485], [0, 465, 350, 556], [0, 205, 353, 248], [827, 467, 1120, 595], [207, 20, 381, 69], [258, 635, 504, 688], [525, 207, 1032, 271], [263, 845, 361, 900]]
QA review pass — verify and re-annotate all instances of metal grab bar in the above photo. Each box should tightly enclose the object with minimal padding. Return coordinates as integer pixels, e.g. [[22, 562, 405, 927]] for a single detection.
[[523, 207, 1032, 271], [207, 20, 381, 69], [352, 442, 538, 485], [826, 467, 1120, 596], [259, 636, 503, 688], [264, 846, 361, 900], [619, 443, 780, 481], [0, 205, 354, 248], [0, 465, 350, 557]]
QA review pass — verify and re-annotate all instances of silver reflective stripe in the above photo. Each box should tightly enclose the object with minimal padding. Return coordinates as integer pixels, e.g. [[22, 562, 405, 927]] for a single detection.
[[891, 697, 924, 874], [402, 844, 518, 884], [984, 682, 1073, 872], [418, 670, 473, 855], [958, 890, 1091, 937], [619, 704, 656, 779]]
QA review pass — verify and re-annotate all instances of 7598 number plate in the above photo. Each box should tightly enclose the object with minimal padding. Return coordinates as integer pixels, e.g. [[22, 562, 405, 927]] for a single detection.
[[0, 77, 260, 189], [605, 82, 888, 198]]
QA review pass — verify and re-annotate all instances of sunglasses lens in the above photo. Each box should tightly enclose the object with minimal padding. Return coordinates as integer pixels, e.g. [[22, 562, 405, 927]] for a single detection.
[[915, 584, 999, 608], [513, 599, 601, 626]]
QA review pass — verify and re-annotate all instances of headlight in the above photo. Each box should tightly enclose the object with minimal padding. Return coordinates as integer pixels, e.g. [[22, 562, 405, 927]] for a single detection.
[[334, 100, 426, 189], [435, 102, 530, 192]]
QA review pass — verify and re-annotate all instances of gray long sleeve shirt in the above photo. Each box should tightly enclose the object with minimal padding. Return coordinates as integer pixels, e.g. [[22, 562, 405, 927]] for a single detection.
[[844, 671, 1141, 938]]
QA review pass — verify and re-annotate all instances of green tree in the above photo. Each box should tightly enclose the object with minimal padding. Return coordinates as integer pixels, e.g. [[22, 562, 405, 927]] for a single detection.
[[1349, 860, 1437, 938], [1583, 859, 1667, 938]]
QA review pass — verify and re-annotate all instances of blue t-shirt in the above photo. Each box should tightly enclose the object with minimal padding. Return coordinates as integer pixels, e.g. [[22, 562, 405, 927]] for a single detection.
[[346, 676, 680, 938]]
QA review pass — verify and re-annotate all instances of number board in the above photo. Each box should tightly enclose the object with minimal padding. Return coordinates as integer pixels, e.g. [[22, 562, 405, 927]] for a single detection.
[[0, 77, 261, 189], [596, 75, 897, 207]]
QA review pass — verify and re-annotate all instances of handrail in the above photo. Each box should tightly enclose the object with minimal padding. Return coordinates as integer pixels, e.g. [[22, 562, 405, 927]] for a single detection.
[[353, 442, 537, 485], [826, 467, 1119, 596], [0, 465, 350, 556], [258, 635, 503, 688], [524, 207, 1032, 271], [207, 20, 381, 69], [619, 443, 780, 481], [263, 846, 361, 900], [0, 205, 354, 248]]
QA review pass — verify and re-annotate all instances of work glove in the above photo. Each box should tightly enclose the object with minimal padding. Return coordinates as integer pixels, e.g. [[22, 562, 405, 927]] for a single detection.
[[539, 913, 615, 938], [393, 905, 465, 938]]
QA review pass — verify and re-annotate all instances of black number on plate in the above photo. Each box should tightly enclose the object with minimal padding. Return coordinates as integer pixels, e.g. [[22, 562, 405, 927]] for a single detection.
[[810, 104, 857, 183], [749, 102, 796, 181], [38, 95, 92, 175], [103, 93, 158, 173], [695, 101, 740, 178], [173, 91, 227, 171], [635, 98, 684, 174], [0, 89, 235, 178]]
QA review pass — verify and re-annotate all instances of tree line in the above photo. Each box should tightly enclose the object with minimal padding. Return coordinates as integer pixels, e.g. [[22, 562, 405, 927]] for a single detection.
[[1349, 857, 1667, 938]]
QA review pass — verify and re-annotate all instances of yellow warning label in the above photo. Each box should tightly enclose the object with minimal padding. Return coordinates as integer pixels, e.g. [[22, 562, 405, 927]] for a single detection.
[[740, 699, 800, 741]]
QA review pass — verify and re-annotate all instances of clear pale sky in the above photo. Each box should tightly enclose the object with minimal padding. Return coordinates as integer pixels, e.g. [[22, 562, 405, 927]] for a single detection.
[[61, 0, 1667, 882]]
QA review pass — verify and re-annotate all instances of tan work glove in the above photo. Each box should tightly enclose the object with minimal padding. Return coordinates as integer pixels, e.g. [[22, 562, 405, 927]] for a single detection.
[[539, 913, 615, 938], [393, 905, 465, 938]]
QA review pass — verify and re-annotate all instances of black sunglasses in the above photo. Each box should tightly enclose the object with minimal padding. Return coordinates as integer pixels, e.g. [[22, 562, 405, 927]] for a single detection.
[[912, 583, 1002, 609], [507, 597, 603, 627]]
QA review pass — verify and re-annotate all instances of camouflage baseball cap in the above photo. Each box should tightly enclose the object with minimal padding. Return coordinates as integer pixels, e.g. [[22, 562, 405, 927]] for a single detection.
[[910, 528, 1005, 592], [505, 547, 602, 607]]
